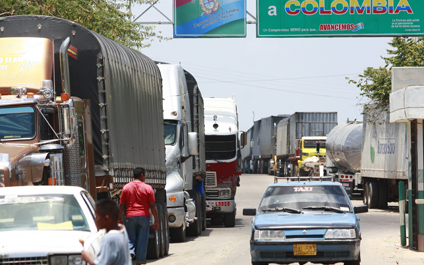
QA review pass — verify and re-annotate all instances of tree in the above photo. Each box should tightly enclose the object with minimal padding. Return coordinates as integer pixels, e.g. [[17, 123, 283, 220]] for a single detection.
[[0, 0, 167, 48], [348, 37, 424, 119]]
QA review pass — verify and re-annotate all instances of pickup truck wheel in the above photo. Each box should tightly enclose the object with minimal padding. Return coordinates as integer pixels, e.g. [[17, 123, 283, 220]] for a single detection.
[[187, 192, 202, 236], [160, 202, 169, 256], [224, 210, 236, 227], [147, 203, 161, 259], [170, 224, 185, 242]]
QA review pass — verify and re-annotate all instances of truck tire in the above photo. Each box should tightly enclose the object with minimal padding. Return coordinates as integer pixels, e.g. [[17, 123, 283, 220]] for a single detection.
[[201, 193, 206, 231], [147, 203, 161, 259], [158, 203, 165, 257], [186, 192, 202, 236], [160, 202, 169, 256], [378, 182, 388, 209], [224, 210, 236, 227], [363, 182, 368, 205], [368, 182, 379, 209], [170, 224, 185, 243]]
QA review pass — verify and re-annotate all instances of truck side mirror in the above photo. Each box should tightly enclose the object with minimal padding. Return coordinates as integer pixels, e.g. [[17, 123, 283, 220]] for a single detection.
[[240, 132, 247, 148], [188, 132, 198, 156]]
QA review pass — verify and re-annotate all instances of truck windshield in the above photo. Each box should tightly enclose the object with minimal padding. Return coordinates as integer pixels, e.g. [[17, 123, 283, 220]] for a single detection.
[[164, 121, 178, 145], [205, 135, 236, 160], [0, 106, 36, 140], [303, 140, 326, 149]]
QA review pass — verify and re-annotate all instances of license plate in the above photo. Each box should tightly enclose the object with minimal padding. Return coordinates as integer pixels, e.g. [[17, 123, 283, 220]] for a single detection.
[[293, 244, 316, 256]]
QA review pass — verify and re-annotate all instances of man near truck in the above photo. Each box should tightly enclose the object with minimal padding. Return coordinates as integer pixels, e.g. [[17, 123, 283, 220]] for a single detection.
[[119, 168, 159, 265]]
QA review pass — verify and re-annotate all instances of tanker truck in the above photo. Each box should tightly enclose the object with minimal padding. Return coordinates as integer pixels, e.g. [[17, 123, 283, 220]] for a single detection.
[[0, 15, 169, 258], [158, 63, 206, 242], [326, 114, 410, 209], [325, 120, 363, 196]]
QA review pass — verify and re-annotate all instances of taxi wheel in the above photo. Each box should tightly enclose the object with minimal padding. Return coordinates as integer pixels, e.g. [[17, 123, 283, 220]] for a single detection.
[[252, 261, 268, 265]]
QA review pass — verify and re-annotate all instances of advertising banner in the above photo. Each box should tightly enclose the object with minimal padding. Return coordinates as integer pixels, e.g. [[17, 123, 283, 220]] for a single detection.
[[174, 0, 246, 37], [257, 0, 424, 37]]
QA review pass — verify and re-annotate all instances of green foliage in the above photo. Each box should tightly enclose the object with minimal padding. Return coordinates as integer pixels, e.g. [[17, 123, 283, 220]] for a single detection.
[[348, 37, 424, 117], [0, 0, 167, 48]]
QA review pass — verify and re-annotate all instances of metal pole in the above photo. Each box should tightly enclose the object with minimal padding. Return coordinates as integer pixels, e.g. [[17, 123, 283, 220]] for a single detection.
[[399, 181, 406, 247]]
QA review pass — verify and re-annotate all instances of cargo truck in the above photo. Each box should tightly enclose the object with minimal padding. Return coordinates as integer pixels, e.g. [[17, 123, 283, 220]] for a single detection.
[[0, 15, 169, 258], [327, 113, 410, 209], [204, 96, 245, 227], [158, 63, 206, 242], [275, 112, 338, 177], [251, 115, 289, 174]]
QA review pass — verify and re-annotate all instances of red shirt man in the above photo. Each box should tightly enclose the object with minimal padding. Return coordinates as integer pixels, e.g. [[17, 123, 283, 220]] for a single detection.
[[119, 168, 159, 265]]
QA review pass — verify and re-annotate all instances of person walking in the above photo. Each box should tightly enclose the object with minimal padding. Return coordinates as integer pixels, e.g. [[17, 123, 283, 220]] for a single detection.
[[82, 199, 131, 265], [119, 167, 159, 265]]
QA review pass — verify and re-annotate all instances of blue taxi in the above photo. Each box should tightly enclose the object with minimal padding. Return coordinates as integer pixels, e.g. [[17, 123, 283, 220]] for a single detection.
[[243, 178, 368, 265]]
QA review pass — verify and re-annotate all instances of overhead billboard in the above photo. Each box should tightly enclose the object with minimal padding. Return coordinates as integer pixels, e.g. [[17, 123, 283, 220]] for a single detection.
[[174, 0, 246, 37], [257, 0, 424, 37]]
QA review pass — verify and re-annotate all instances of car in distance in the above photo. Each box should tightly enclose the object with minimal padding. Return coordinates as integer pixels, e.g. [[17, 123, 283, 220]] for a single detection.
[[243, 179, 368, 265], [0, 186, 97, 264]]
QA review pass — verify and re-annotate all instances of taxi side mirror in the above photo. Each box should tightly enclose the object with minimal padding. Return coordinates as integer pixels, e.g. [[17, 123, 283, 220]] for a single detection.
[[354, 205, 368, 214], [243, 208, 256, 216]]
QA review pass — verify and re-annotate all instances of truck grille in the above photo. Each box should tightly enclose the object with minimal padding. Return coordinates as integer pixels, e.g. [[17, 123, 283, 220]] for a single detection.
[[205, 190, 219, 197], [205, 171, 217, 187], [1, 256, 48, 265]]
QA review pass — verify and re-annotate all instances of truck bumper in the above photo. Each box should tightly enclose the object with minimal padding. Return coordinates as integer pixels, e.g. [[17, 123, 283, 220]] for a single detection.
[[167, 207, 185, 228], [206, 199, 236, 214]]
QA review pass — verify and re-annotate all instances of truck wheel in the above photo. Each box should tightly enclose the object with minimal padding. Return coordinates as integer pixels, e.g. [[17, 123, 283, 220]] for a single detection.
[[201, 193, 206, 231], [363, 182, 368, 205], [368, 182, 379, 209], [147, 203, 161, 259], [224, 210, 236, 227], [378, 182, 388, 209], [187, 192, 202, 236], [160, 202, 169, 256], [170, 224, 185, 243], [157, 203, 165, 257]]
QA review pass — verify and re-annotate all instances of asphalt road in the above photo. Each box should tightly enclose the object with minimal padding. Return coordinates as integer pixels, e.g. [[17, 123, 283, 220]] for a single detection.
[[147, 174, 424, 265]]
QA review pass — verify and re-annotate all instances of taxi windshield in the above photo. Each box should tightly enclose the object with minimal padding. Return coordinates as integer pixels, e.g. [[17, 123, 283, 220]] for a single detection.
[[0, 194, 90, 231], [259, 185, 351, 213], [0, 106, 36, 140]]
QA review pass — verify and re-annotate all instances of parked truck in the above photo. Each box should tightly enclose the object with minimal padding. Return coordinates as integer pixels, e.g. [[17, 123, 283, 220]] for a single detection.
[[240, 127, 253, 173], [326, 120, 363, 196], [251, 115, 289, 174], [275, 112, 338, 177], [327, 113, 410, 209], [204, 96, 245, 227], [0, 15, 169, 258], [158, 63, 206, 242]]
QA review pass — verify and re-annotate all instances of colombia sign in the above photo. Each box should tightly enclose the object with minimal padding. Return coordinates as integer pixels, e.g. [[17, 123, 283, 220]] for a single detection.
[[174, 0, 246, 37], [257, 0, 424, 37]]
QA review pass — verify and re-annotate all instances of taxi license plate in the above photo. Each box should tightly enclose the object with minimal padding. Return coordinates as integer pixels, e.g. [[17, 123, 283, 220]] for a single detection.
[[293, 244, 316, 256]]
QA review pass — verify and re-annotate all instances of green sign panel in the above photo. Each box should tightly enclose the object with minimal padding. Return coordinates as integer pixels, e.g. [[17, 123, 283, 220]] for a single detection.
[[257, 0, 424, 37]]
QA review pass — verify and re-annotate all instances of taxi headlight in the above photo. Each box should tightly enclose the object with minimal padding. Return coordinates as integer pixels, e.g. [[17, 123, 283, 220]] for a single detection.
[[325, 228, 356, 239], [254, 229, 285, 241]]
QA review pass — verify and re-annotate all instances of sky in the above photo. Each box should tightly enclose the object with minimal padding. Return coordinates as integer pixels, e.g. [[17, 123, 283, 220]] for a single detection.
[[130, 1, 393, 132]]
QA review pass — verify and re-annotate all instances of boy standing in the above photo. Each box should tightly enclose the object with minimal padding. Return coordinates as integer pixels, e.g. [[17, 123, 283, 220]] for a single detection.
[[82, 199, 131, 265]]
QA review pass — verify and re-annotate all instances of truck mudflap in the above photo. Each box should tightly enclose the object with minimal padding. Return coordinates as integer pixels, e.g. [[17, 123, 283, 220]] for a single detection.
[[340, 180, 354, 196], [206, 200, 235, 213]]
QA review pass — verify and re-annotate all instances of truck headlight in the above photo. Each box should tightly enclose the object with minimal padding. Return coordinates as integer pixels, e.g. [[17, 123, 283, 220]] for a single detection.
[[325, 229, 356, 239], [219, 189, 231, 198], [254, 229, 285, 241], [50, 255, 84, 265]]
